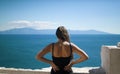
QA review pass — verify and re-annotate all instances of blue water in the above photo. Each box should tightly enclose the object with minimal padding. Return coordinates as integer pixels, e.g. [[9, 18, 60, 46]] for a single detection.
[[0, 34, 120, 69]]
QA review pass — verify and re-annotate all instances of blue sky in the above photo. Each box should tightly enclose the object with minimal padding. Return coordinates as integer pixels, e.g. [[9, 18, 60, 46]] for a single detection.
[[0, 0, 120, 34]]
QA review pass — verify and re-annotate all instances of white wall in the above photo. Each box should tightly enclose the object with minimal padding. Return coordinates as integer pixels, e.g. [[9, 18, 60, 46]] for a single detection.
[[101, 46, 120, 74]]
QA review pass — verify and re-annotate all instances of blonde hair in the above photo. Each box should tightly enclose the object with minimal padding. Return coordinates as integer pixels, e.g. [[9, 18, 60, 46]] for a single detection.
[[56, 26, 70, 42]]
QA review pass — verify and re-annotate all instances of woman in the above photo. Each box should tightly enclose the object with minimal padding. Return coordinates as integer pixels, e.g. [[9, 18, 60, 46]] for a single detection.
[[36, 26, 89, 74]]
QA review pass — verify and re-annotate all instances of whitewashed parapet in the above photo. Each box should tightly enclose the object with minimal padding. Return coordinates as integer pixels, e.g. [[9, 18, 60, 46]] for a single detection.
[[0, 67, 93, 74], [101, 45, 120, 74]]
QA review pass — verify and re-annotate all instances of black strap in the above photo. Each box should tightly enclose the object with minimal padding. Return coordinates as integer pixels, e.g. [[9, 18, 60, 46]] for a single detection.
[[70, 43, 73, 58], [52, 43, 54, 56]]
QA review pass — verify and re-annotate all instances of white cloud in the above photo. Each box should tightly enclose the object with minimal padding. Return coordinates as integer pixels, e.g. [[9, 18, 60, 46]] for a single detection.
[[0, 20, 58, 31]]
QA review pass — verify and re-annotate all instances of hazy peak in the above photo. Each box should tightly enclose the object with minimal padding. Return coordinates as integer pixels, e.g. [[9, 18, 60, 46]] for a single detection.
[[0, 28, 110, 34]]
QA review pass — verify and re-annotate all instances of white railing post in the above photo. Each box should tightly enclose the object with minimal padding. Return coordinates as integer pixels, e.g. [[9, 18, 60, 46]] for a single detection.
[[101, 43, 120, 74]]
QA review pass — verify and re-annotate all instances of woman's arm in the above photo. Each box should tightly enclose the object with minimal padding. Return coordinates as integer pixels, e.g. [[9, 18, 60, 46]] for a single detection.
[[36, 43, 52, 64], [70, 43, 89, 65], [64, 43, 89, 71], [36, 43, 59, 71]]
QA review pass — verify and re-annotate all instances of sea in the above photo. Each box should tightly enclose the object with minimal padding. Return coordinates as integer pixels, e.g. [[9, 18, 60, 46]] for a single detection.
[[0, 34, 120, 69]]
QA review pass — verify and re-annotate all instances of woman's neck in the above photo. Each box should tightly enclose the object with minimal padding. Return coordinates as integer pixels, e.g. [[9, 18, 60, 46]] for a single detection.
[[57, 39, 63, 46]]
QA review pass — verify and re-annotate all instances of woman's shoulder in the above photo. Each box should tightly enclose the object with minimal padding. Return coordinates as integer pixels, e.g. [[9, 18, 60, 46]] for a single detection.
[[53, 41, 76, 46], [70, 42, 82, 50], [69, 42, 76, 46], [44, 43, 54, 49]]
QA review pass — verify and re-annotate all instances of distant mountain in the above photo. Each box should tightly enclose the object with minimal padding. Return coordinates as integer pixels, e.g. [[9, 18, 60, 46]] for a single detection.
[[0, 28, 110, 34], [0, 28, 55, 34], [68, 30, 110, 34]]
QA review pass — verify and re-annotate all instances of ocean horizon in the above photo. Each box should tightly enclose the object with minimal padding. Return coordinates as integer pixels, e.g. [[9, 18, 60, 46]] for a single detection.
[[0, 34, 120, 69]]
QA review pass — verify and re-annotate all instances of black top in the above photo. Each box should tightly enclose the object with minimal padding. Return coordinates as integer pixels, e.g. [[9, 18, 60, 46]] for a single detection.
[[51, 43, 73, 73]]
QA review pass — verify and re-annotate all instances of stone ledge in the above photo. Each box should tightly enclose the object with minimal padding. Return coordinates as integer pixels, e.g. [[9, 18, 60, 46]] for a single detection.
[[101, 45, 120, 74], [0, 67, 105, 74]]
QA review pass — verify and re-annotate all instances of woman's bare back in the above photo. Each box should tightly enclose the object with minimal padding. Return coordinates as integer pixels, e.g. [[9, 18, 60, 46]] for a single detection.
[[52, 42, 72, 57]]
